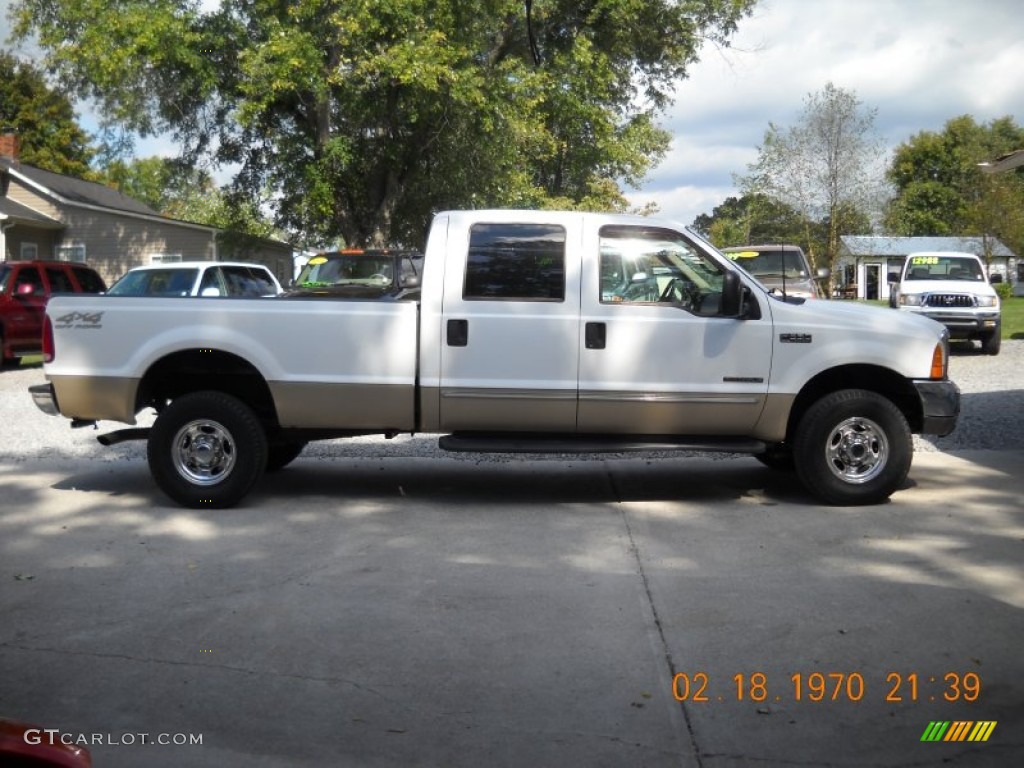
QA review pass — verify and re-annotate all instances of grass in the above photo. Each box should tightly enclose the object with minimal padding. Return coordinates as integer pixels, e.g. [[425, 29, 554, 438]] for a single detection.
[[1003, 296, 1024, 339]]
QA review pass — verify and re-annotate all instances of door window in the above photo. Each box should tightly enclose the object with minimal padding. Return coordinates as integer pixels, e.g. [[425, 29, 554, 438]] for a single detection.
[[464, 223, 566, 301], [45, 266, 75, 293], [598, 225, 726, 316], [14, 266, 45, 296]]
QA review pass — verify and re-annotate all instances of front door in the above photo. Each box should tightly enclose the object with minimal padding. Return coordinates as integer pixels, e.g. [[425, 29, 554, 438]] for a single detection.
[[577, 224, 774, 435]]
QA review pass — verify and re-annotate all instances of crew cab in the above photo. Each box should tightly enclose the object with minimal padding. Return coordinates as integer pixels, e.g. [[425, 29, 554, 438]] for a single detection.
[[30, 210, 959, 508]]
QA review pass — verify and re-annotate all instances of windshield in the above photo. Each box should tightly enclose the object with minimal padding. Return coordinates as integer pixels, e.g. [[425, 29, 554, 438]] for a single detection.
[[107, 268, 199, 296], [903, 255, 985, 281], [296, 255, 396, 287], [726, 250, 809, 279]]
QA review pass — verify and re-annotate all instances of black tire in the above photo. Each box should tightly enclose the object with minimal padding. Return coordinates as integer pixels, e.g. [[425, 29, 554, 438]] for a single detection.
[[0, 330, 21, 368], [755, 442, 795, 471], [793, 389, 912, 506], [147, 391, 268, 508], [266, 441, 307, 472], [980, 329, 1001, 356]]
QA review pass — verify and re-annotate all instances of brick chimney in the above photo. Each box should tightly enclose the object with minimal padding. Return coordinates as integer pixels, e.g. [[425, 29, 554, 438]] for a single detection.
[[0, 133, 19, 161]]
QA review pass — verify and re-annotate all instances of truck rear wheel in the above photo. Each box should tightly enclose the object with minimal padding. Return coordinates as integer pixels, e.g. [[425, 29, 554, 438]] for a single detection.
[[148, 391, 267, 508], [793, 389, 911, 506]]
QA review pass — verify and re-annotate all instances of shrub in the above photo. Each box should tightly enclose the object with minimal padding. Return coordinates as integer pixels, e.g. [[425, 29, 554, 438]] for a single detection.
[[995, 282, 1013, 301]]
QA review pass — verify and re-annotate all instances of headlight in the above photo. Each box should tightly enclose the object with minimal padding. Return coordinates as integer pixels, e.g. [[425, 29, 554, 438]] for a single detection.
[[898, 293, 923, 306], [976, 295, 999, 308]]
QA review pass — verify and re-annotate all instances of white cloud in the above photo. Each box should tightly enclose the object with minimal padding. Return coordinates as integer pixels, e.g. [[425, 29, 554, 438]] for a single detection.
[[640, 0, 1024, 225]]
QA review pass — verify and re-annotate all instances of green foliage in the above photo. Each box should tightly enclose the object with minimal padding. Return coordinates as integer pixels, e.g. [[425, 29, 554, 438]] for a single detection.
[[12, 0, 756, 247], [692, 194, 807, 248], [885, 115, 1024, 257], [994, 281, 1012, 302], [99, 156, 277, 238], [0, 50, 95, 177]]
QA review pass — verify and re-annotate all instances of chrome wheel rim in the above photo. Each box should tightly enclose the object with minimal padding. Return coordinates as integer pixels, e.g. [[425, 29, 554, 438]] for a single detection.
[[172, 419, 236, 486], [825, 417, 888, 484]]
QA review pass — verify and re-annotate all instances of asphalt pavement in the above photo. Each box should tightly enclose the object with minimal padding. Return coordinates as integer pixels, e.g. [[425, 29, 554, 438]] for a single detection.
[[2, 448, 1022, 767]]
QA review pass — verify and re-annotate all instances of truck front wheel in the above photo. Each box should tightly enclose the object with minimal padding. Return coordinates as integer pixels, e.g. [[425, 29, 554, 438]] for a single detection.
[[793, 389, 912, 506], [148, 391, 268, 508]]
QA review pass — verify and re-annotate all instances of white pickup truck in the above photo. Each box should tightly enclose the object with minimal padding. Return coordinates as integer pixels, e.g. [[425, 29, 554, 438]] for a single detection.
[[31, 210, 959, 508]]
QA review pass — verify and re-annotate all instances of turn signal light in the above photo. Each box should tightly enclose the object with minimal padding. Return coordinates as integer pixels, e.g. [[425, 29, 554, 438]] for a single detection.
[[930, 342, 946, 379]]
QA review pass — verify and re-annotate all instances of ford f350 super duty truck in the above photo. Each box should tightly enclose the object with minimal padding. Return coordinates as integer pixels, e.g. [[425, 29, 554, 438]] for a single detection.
[[30, 210, 959, 508]]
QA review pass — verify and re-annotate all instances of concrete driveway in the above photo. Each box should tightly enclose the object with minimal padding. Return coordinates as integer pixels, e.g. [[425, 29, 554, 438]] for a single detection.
[[1, 449, 1022, 767]]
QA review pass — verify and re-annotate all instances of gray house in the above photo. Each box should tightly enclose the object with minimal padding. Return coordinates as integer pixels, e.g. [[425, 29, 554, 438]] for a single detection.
[[837, 235, 1017, 300], [1, 142, 292, 286]]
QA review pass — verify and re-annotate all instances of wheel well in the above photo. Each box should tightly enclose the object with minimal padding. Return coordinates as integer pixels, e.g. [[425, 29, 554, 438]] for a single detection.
[[136, 349, 278, 425], [786, 365, 923, 440]]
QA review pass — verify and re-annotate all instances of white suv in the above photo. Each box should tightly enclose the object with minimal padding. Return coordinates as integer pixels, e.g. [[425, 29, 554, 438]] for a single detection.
[[891, 251, 1000, 355], [107, 261, 282, 298]]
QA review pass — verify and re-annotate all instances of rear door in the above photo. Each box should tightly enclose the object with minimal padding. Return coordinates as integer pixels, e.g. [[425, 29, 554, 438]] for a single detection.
[[6, 265, 47, 348], [437, 216, 582, 431]]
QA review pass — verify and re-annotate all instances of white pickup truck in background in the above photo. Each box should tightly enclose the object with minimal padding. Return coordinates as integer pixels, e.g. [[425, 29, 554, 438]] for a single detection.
[[889, 251, 1001, 355], [31, 210, 959, 508]]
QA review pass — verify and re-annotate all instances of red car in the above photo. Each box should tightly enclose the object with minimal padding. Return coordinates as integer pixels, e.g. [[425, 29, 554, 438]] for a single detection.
[[0, 260, 106, 367]]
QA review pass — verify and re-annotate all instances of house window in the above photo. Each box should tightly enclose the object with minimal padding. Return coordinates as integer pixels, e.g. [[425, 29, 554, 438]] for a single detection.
[[148, 253, 183, 264], [20, 242, 38, 260], [56, 244, 86, 262]]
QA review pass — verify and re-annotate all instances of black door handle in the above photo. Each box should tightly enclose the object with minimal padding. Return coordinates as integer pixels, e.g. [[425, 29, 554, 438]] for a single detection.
[[585, 322, 606, 349], [447, 319, 468, 347]]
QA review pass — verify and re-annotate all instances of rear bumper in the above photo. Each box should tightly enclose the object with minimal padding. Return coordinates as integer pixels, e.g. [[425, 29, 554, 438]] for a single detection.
[[29, 383, 60, 417], [913, 379, 960, 436]]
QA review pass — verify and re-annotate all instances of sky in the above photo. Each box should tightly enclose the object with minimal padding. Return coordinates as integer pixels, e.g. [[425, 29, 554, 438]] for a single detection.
[[3, 0, 1023, 228], [626, 0, 1024, 225]]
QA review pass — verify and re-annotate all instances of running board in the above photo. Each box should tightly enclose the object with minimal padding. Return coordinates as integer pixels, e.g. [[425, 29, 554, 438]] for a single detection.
[[438, 433, 766, 455], [97, 428, 151, 446]]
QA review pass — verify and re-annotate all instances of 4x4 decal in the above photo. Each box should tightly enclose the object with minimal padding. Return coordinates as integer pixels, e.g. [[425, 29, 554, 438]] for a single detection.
[[54, 311, 104, 329]]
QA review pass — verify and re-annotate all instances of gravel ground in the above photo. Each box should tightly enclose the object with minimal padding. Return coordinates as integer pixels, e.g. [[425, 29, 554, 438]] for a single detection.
[[2, 340, 1022, 461]]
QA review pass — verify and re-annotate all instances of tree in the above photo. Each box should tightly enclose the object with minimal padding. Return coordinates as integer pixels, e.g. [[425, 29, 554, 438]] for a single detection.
[[691, 193, 808, 248], [12, 0, 756, 247], [0, 50, 94, 177], [736, 82, 884, 281], [886, 115, 1024, 260], [100, 155, 278, 241]]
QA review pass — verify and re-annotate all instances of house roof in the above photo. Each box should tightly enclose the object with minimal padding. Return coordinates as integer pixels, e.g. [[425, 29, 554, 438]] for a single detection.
[[2, 157, 160, 216], [841, 235, 1015, 259]]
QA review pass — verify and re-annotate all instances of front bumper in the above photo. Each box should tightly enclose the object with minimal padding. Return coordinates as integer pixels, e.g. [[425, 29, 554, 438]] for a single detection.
[[901, 307, 1000, 338], [29, 383, 60, 417], [913, 379, 960, 437]]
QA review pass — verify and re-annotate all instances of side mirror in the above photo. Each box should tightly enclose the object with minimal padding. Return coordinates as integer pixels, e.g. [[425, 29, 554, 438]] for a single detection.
[[200, 287, 221, 297], [721, 270, 743, 317], [990, 273, 1003, 284], [16, 283, 38, 296], [816, 267, 831, 280], [630, 271, 649, 283], [887, 271, 899, 284], [400, 274, 421, 289]]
